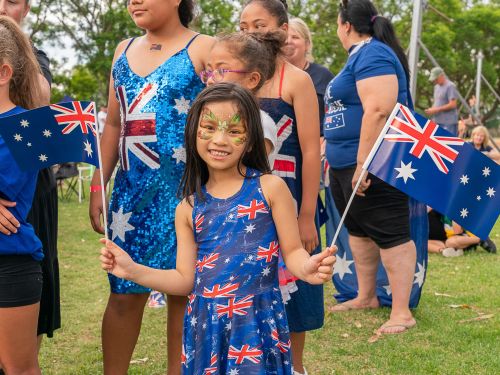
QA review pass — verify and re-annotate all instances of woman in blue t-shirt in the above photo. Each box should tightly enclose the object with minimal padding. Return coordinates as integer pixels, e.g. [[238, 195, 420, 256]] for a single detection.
[[324, 0, 417, 334], [0, 16, 45, 374]]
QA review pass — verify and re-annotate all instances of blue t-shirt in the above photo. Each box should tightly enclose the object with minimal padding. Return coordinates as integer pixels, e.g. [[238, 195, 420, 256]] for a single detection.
[[0, 106, 43, 260], [324, 38, 409, 169]]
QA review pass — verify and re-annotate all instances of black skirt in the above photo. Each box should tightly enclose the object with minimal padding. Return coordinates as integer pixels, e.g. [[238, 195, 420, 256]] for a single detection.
[[27, 168, 61, 337]]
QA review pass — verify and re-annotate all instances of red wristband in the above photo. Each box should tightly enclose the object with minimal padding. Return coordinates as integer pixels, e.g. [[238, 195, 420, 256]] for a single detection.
[[90, 185, 104, 193]]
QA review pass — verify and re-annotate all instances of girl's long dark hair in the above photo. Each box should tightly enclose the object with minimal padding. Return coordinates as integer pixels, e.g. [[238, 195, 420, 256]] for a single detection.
[[339, 0, 410, 81], [179, 0, 195, 27], [179, 82, 271, 203]]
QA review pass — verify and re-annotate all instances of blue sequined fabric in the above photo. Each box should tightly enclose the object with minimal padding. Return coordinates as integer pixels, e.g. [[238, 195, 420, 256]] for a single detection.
[[107, 37, 205, 293], [182, 169, 292, 374]]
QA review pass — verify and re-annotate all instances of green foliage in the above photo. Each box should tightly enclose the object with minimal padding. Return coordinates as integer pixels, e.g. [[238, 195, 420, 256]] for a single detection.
[[35, 0, 498, 125]]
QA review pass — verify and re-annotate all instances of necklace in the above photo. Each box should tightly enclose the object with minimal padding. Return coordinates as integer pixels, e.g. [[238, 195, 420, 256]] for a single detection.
[[349, 37, 372, 56]]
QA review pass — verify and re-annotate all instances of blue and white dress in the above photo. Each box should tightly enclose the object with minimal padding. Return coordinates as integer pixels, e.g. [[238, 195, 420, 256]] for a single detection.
[[183, 170, 292, 375], [108, 35, 204, 293]]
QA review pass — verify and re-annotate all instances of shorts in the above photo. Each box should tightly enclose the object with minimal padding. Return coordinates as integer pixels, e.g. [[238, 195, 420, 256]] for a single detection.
[[0, 254, 43, 308], [329, 167, 411, 249]]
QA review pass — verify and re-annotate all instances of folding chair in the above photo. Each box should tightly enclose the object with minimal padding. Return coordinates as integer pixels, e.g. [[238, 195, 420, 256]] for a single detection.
[[54, 163, 79, 201]]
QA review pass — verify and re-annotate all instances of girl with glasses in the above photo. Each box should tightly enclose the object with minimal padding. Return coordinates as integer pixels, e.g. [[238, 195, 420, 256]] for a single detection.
[[201, 31, 286, 155]]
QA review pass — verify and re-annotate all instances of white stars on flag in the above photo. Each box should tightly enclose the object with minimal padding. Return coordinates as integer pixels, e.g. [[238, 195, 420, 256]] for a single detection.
[[84, 140, 93, 157], [382, 285, 392, 296], [20, 119, 29, 128], [413, 262, 426, 288], [225, 321, 232, 331], [459, 174, 469, 185], [27, 142, 32, 147], [109, 207, 135, 242], [228, 369, 239, 375], [460, 208, 469, 218], [477, 196, 481, 201], [245, 224, 256, 233], [14, 134, 22, 142], [261, 266, 271, 276], [190, 316, 197, 327], [394, 161, 417, 183], [486, 187, 495, 198], [38, 154, 48, 162], [174, 96, 191, 114], [43, 129, 52, 137], [333, 253, 354, 280], [172, 146, 186, 164], [482, 166, 491, 177]]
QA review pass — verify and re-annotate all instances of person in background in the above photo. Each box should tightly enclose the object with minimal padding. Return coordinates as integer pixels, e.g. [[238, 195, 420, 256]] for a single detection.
[[425, 67, 459, 136], [88, 0, 214, 373], [0, 15, 45, 375], [325, 0, 417, 335], [240, 2, 322, 374], [285, 17, 334, 140], [0, 0, 61, 358], [97, 106, 108, 135], [470, 125, 500, 162]]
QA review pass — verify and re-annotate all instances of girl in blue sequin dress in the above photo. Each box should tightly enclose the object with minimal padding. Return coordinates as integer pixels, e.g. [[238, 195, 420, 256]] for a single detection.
[[89, 0, 214, 373], [100, 83, 336, 374], [240, 2, 322, 374]]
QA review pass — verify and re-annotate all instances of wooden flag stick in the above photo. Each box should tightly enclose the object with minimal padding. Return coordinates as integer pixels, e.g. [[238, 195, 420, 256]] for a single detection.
[[93, 108, 109, 240]]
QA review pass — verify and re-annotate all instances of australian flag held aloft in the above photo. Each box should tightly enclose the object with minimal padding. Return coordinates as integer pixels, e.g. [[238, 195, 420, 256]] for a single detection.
[[366, 103, 500, 240], [0, 101, 99, 171]]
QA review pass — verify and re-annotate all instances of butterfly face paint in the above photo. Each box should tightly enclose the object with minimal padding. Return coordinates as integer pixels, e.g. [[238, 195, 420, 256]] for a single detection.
[[198, 107, 247, 145]]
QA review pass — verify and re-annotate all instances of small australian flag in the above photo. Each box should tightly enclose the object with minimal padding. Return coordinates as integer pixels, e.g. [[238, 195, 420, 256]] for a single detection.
[[366, 103, 500, 239], [0, 101, 99, 171]]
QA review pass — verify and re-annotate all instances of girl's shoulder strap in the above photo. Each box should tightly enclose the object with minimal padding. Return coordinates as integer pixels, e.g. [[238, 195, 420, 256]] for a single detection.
[[123, 37, 136, 54], [278, 63, 286, 98], [185, 33, 201, 50]]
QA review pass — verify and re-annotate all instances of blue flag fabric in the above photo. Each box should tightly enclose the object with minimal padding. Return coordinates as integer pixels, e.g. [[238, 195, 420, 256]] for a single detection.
[[0, 101, 99, 171], [323, 167, 428, 308], [366, 104, 499, 240]]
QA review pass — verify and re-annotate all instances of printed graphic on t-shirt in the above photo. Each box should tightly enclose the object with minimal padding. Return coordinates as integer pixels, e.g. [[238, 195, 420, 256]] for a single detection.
[[324, 99, 346, 131]]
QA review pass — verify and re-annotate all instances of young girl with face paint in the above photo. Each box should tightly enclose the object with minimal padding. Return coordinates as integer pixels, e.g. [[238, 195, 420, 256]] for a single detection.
[[240, 2, 322, 374], [99, 82, 336, 375], [87, 0, 214, 373]]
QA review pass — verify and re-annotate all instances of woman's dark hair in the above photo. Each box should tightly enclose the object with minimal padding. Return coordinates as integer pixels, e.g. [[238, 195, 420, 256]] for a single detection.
[[339, 0, 409, 81], [179, 82, 271, 202], [216, 31, 285, 91], [244, 0, 289, 26], [179, 0, 195, 27]]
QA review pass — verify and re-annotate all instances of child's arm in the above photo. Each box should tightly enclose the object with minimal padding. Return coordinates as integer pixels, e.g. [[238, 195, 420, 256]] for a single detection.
[[290, 66, 321, 252], [261, 175, 336, 285], [452, 221, 464, 235], [100, 200, 197, 295]]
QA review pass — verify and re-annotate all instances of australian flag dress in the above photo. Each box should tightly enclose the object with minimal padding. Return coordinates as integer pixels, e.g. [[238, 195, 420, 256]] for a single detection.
[[259, 65, 324, 332], [108, 35, 204, 293], [183, 170, 292, 375]]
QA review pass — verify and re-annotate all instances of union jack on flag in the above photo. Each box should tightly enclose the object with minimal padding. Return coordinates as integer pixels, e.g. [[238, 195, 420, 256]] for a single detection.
[[216, 295, 254, 318], [384, 104, 464, 174], [0, 101, 99, 171], [228, 345, 263, 365], [366, 103, 500, 239], [51, 101, 97, 135], [117, 83, 160, 171]]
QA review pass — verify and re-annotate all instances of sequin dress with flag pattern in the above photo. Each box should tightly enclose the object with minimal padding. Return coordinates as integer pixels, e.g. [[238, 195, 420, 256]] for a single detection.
[[183, 170, 292, 375], [108, 35, 205, 293]]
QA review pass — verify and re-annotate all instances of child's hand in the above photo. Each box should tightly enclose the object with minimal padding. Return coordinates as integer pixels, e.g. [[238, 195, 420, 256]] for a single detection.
[[302, 246, 337, 285], [99, 238, 136, 279]]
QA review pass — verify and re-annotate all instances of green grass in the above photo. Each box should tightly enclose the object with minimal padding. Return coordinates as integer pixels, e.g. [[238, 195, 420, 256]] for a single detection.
[[39, 195, 500, 374]]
